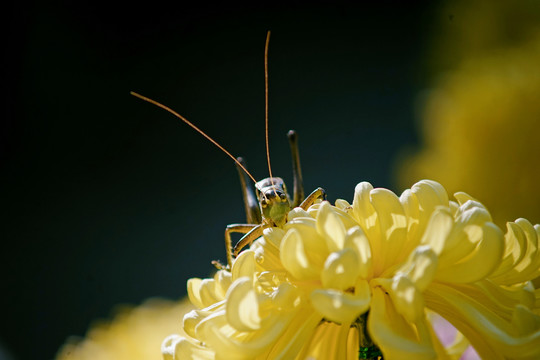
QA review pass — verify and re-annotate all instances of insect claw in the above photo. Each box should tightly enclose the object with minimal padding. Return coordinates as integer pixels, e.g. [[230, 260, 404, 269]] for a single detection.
[[211, 260, 228, 270]]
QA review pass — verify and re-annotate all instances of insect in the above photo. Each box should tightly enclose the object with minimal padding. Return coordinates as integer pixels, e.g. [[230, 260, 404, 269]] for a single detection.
[[131, 31, 326, 269]]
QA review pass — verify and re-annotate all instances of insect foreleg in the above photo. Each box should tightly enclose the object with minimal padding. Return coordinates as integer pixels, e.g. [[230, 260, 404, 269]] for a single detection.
[[231, 225, 264, 258], [299, 187, 327, 210], [220, 224, 259, 269], [287, 130, 304, 207]]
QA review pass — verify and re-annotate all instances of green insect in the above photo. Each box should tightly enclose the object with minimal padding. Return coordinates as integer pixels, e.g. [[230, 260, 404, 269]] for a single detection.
[[131, 31, 326, 269], [222, 133, 326, 269]]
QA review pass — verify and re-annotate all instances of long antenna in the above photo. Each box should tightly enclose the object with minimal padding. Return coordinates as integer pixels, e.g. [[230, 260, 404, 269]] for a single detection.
[[264, 31, 277, 193], [130, 91, 258, 185]]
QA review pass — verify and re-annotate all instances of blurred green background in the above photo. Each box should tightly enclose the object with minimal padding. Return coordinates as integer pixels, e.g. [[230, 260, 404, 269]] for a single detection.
[[4, 1, 539, 359]]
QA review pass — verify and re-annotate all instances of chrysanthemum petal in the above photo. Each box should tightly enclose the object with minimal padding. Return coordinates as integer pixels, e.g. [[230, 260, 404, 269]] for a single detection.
[[436, 222, 504, 283], [188, 278, 224, 308], [400, 189, 421, 247], [425, 282, 540, 360], [214, 270, 232, 299], [335, 199, 351, 211], [288, 207, 312, 221], [280, 228, 321, 280], [442, 200, 493, 261], [411, 180, 449, 238], [512, 304, 540, 336], [225, 277, 261, 332], [500, 219, 540, 283], [449, 280, 535, 319], [196, 308, 299, 359], [489, 221, 529, 281], [372, 276, 424, 323], [402, 245, 438, 291], [231, 250, 256, 282], [321, 248, 361, 290], [352, 182, 383, 266], [317, 201, 348, 252], [184, 308, 211, 339], [344, 226, 373, 280], [420, 207, 453, 255], [283, 217, 329, 266], [369, 188, 408, 268], [162, 334, 215, 360], [368, 287, 438, 360], [310, 280, 371, 324], [187, 278, 205, 309], [252, 227, 285, 271], [264, 310, 321, 359], [301, 321, 355, 360]]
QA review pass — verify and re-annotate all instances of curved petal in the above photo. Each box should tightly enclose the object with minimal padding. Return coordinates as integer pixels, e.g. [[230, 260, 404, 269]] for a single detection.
[[344, 226, 373, 280], [487, 221, 527, 281], [214, 270, 232, 299], [193, 278, 223, 307], [225, 277, 261, 332], [372, 276, 424, 323], [436, 222, 504, 283], [196, 307, 298, 359], [317, 201, 348, 252], [368, 287, 438, 360], [280, 228, 321, 280], [352, 182, 383, 267], [370, 188, 408, 268], [264, 310, 321, 359], [410, 180, 450, 241], [187, 278, 205, 309], [321, 248, 361, 290], [420, 207, 454, 256], [310, 280, 371, 324], [300, 321, 356, 360], [231, 250, 256, 282], [425, 282, 540, 360], [162, 334, 215, 360]]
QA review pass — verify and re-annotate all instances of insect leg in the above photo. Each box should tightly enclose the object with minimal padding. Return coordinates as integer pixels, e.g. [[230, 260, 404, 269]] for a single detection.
[[220, 223, 258, 269], [232, 225, 264, 258], [235, 157, 262, 225], [299, 187, 327, 210], [288, 130, 304, 207]]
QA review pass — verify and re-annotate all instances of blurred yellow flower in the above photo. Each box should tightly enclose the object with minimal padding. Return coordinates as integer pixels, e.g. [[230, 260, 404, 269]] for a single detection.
[[400, 0, 540, 229], [165, 180, 540, 359], [398, 34, 540, 227], [56, 298, 193, 360]]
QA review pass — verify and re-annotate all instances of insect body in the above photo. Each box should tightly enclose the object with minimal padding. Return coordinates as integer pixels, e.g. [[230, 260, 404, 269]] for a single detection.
[[131, 31, 326, 270], [220, 132, 326, 269]]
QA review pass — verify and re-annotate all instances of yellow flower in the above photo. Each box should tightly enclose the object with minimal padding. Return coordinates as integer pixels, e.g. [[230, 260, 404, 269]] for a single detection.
[[56, 298, 193, 360], [399, 0, 540, 229], [164, 180, 540, 359], [398, 34, 540, 228]]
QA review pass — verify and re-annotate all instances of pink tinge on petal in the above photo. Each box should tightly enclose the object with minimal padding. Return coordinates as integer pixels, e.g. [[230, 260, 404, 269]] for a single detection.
[[461, 345, 480, 360], [431, 313, 456, 346]]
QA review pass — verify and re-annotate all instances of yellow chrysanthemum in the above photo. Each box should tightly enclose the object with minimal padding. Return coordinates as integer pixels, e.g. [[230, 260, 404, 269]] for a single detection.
[[398, 34, 540, 228], [56, 298, 193, 360], [164, 180, 540, 359], [399, 0, 540, 229]]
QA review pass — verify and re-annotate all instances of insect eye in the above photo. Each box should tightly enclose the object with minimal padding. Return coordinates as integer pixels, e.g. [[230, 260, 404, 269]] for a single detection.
[[279, 193, 287, 202], [261, 198, 268, 208]]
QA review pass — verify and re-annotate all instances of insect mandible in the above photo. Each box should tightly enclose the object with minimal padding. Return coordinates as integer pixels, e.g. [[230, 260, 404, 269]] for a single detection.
[[131, 31, 327, 269]]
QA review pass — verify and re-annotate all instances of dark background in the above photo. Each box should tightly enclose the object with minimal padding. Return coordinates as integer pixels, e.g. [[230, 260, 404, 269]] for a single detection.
[[2, 1, 436, 359]]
